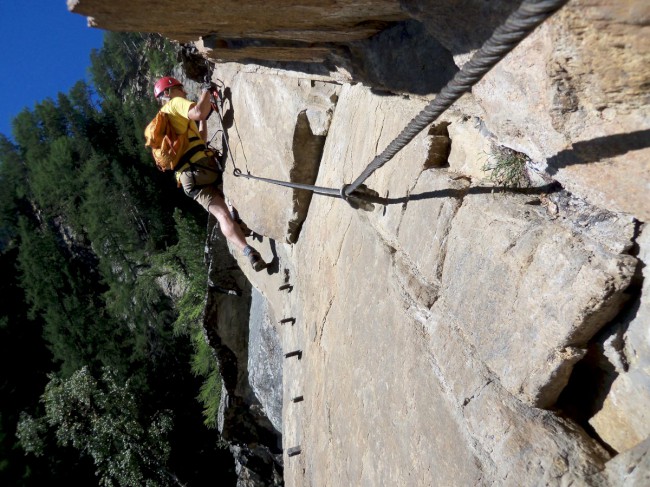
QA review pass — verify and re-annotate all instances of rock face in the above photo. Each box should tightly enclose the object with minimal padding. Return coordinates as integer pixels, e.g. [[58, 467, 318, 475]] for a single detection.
[[218, 75, 646, 485], [589, 227, 650, 453], [70, 0, 649, 484], [468, 0, 650, 223], [206, 63, 339, 243], [68, 0, 406, 50], [248, 288, 283, 433]]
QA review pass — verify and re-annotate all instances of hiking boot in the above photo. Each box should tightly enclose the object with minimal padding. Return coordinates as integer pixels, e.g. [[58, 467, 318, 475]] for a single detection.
[[243, 245, 266, 272]]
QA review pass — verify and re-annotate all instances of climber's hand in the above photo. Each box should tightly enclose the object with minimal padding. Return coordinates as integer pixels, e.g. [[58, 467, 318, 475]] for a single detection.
[[201, 81, 216, 92]]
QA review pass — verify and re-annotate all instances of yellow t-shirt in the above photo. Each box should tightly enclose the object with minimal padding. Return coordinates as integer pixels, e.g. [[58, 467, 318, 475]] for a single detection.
[[160, 97, 206, 166]]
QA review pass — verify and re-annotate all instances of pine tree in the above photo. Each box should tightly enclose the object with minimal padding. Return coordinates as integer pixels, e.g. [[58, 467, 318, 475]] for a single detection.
[[1, 31, 235, 485]]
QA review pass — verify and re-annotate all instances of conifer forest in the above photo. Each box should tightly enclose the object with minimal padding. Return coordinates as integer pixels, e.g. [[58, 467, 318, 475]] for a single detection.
[[0, 33, 237, 485]]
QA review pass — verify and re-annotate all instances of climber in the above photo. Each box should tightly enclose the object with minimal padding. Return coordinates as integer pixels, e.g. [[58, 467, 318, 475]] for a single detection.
[[153, 76, 266, 271]]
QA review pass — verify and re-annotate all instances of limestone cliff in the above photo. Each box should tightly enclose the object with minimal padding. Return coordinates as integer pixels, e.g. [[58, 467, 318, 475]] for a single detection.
[[71, 0, 649, 485]]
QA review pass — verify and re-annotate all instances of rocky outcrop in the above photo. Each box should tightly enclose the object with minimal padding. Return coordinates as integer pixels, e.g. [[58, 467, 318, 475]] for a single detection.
[[588, 227, 650, 453], [68, 0, 406, 54], [468, 0, 650, 222], [219, 72, 646, 485], [70, 0, 649, 484]]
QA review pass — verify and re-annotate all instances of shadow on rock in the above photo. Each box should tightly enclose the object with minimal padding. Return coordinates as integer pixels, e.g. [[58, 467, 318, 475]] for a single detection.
[[345, 20, 459, 95], [400, 0, 522, 56], [359, 182, 561, 206], [546, 129, 650, 175]]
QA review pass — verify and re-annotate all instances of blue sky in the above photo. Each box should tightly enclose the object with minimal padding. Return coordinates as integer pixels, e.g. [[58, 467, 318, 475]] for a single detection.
[[0, 1, 105, 139]]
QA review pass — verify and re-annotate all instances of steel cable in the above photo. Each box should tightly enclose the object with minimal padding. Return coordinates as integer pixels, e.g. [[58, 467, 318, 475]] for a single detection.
[[233, 168, 342, 197], [222, 0, 569, 204], [344, 0, 569, 196]]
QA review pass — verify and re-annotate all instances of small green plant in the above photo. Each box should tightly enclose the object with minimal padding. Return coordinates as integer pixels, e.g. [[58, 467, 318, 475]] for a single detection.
[[482, 144, 531, 188]]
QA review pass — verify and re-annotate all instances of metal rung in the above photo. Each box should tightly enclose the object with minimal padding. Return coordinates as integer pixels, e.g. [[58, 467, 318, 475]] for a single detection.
[[285, 350, 302, 359]]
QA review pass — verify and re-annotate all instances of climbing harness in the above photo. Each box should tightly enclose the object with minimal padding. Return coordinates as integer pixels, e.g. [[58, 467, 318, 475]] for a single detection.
[[218, 0, 570, 208]]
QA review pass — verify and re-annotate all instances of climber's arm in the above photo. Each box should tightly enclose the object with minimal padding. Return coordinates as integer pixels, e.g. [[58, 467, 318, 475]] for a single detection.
[[187, 90, 212, 122], [198, 120, 208, 142]]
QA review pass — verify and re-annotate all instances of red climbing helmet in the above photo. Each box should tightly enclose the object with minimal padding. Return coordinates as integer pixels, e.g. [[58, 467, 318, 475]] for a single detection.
[[154, 76, 183, 98]]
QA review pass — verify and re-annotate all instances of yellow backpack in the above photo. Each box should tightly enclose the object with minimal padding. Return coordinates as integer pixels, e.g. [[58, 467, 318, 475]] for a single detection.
[[144, 111, 189, 171]]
